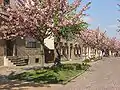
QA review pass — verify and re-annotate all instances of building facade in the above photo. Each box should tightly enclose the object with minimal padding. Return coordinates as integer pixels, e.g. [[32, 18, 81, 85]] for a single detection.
[[0, 37, 45, 66], [0, 0, 115, 67], [58, 38, 103, 61]]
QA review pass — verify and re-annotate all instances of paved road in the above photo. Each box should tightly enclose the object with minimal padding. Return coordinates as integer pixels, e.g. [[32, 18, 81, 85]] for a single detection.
[[40, 57, 120, 90], [1, 57, 120, 90], [54, 57, 120, 90]]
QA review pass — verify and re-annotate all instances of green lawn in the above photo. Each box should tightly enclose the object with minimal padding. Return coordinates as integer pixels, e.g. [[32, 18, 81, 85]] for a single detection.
[[8, 63, 90, 84]]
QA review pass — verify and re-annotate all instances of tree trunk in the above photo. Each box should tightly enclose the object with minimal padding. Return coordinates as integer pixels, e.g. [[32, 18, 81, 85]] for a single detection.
[[39, 37, 62, 67], [39, 40, 45, 68], [54, 36, 62, 66], [41, 44, 45, 67]]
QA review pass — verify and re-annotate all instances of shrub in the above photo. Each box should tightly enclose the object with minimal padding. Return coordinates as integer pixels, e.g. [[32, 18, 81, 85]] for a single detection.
[[89, 57, 95, 60], [51, 63, 83, 71], [82, 59, 91, 63], [81, 62, 91, 70]]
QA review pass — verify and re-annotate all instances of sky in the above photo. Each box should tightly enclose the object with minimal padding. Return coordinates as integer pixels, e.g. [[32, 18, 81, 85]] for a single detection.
[[70, 0, 120, 39]]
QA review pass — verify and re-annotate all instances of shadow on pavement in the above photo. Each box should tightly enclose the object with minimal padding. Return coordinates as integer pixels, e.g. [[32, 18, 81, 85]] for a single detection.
[[0, 74, 51, 90]]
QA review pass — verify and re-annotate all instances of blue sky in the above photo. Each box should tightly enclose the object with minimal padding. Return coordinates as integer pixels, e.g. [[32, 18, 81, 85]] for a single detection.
[[70, 0, 120, 38], [87, 0, 120, 38]]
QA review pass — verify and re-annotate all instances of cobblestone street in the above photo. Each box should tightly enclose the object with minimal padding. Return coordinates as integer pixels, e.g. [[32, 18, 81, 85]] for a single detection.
[[1, 57, 120, 90]]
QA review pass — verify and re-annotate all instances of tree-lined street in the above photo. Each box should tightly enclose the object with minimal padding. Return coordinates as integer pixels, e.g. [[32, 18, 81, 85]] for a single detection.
[[28, 57, 120, 90], [0, 57, 120, 90], [0, 0, 120, 90]]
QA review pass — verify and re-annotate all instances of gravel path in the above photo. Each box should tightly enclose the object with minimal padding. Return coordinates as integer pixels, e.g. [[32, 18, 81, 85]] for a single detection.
[[0, 57, 120, 90]]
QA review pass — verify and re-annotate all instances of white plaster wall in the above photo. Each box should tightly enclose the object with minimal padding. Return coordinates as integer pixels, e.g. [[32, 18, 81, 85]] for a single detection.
[[44, 36, 54, 49]]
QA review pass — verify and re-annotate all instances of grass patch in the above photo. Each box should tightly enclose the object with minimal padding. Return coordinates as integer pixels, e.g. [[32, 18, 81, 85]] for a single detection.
[[8, 63, 90, 84]]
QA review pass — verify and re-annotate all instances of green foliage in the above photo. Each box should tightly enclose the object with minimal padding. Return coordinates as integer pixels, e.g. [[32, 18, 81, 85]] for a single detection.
[[89, 57, 96, 61], [8, 63, 90, 84], [60, 22, 88, 41], [81, 62, 91, 70], [51, 63, 83, 71], [4, 0, 10, 5], [89, 56, 102, 62], [82, 59, 91, 63], [53, 11, 59, 26]]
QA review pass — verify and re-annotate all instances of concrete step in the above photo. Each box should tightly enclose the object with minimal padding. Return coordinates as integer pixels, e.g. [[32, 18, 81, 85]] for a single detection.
[[8, 56, 28, 66]]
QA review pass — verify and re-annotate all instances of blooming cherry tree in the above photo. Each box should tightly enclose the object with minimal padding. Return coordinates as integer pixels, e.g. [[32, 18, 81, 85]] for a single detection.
[[0, 0, 91, 65]]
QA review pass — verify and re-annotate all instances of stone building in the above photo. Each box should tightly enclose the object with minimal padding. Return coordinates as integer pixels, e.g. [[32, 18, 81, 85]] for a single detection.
[[58, 38, 103, 61], [0, 0, 55, 66], [0, 0, 104, 67], [0, 37, 45, 66]]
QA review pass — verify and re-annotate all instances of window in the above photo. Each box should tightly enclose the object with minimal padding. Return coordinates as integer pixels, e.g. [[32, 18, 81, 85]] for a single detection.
[[26, 42, 36, 48], [35, 58, 39, 63], [25, 37, 37, 48], [4, 0, 10, 5], [25, 59, 29, 64]]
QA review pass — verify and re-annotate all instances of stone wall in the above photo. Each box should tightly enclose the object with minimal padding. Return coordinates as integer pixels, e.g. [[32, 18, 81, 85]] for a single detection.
[[16, 37, 43, 65]]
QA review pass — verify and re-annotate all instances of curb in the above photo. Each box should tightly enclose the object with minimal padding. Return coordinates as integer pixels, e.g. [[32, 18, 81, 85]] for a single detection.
[[61, 60, 101, 85], [61, 69, 87, 85]]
